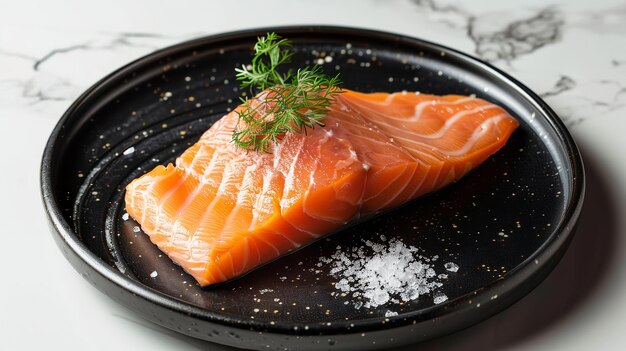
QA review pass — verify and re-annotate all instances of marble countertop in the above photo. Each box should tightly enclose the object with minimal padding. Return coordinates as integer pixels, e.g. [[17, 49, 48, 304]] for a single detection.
[[1, 0, 625, 350]]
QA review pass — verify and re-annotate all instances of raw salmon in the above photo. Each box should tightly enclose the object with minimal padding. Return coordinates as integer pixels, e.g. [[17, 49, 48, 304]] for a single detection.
[[125, 90, 519, 286]]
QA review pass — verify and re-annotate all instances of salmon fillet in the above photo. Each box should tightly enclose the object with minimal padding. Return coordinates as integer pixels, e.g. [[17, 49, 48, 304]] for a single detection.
[[125, 90, 519, 286]]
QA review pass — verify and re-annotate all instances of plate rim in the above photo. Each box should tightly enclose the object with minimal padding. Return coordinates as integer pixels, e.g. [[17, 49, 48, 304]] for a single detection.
[[40, 25, 585, 336]]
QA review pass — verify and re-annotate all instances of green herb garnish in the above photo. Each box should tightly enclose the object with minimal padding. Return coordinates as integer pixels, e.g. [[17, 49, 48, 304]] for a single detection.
[[233, 32, 342, 153]]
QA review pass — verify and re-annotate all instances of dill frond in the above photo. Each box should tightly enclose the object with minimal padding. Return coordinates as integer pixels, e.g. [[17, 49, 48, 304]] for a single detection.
[[232, 33, 342, 153]]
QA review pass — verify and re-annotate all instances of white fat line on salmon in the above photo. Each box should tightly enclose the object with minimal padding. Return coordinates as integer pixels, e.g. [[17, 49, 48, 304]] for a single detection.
[[333, 116, 418, 160], [329, 124, 370, 221], [248, 238, 263, 270], [171, 183, 208, 230], [248, 168, 273, 230], [221, 161, 264, 233], [187, 237, 212, 263], [426, 161, 447, 191], [235, 162, 260, 206], [440, 167, 457, 189], [225, 253, 237, 279], [187, 155, 243, 251], [347, 92, 399, 106], [310, 131, 332, 189], [344, 109, 500, 161], [300, 136, 338, 223], [406, 163, 432, 199], [199, 147, 227, 185], [361, 163, 408, 202], [278, 200, 326, 239], [272, 136, 284, 169], [176, 150, 224, 242], [340, 118, 444, 162], [163, 149, 213, 235], [280, 137, 306, 210], [127, 182, 136, 220], [374, 163, 418, 210], [137, 177, 152, 226], [272, 220, 314, 246], [147, 169, 181, 234], [236, 237, 250, 276], [332, 121, 400, 148], [341, 95, 480, 123], [254, 233, 282, 256], [410, 96, 479, 123], [190, 145, 221, 181], [367, 103, 500, 140], [448, 114, 509, 157], [421, 105, 501, 139], [355, 97, 480, 123], [333, 114, 429, 152], [207, 259, 228, 282]]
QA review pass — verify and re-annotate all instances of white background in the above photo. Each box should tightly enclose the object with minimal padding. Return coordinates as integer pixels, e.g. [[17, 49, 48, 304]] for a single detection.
[[1, 0, 625, 350]]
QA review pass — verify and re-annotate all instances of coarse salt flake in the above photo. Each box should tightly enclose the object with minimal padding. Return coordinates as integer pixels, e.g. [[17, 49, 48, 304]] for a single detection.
[[444, 262, 459, 272], [385, 310, 398, 317], [433, 293, 448, 305], [433, 293, 448, 304]]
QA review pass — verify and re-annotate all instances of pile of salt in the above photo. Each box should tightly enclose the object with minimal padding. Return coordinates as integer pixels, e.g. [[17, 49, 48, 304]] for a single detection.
[[319, 237, 457, 309]]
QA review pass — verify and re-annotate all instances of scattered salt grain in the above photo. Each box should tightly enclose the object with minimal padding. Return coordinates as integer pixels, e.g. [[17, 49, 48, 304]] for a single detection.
[[150, 271, 158, 278], [384, 310, 398, 317], [122, 213, 129, 221], [259, 289, 274, 294], [433, 293, 448, 304], [123, 146, 135, 155], [133, 226, 140, 233], [444, 262, 459, 273]]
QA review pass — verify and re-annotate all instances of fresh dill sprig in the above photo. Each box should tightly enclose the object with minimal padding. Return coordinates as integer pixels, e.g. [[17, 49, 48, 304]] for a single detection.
[[233, 32, 342, 153]]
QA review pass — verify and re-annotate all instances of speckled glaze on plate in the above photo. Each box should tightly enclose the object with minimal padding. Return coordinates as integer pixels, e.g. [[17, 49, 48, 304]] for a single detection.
[[41, 26, 584, 350]]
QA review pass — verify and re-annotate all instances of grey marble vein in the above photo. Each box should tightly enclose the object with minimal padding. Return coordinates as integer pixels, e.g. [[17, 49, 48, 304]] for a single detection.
[[98, 31, 188, 50], [612, 59, 626, 67], [412, 0, 468, 14], [0, 49, 37, 62], [1, 31, 200, 105], [14, 74, 79, 104], [411, 1, 565, 63], [411, 0, 471, 29], [31, 32, 180, 71], [540, 75, 576, 98], [467, 9, 564, 63], [33, 43, 92, 71]]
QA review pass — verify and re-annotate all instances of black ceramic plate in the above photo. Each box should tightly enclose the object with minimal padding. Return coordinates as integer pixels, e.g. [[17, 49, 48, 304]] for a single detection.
[[41, 26, 584, 350]]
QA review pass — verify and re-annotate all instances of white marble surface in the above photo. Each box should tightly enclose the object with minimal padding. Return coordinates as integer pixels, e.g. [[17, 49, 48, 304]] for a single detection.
[[1, 0, 625, 349]]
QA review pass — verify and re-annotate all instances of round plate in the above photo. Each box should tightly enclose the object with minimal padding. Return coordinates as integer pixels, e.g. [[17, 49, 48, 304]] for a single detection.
[[41, 26, 584, 350]]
